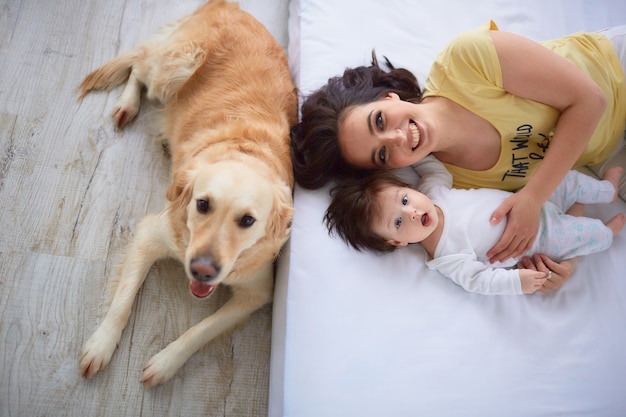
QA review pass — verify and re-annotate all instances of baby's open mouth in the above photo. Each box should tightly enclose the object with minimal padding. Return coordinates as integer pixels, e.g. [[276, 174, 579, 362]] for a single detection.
[[421, 213, 429, 226], [409, 121, 420, 151]]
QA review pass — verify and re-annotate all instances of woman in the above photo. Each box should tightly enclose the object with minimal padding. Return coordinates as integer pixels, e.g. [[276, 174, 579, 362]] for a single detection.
[[291, 22, 626, 288]]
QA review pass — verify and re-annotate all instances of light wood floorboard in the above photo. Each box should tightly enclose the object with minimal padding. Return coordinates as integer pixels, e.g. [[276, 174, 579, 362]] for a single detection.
[[0, 0, 290, 415]]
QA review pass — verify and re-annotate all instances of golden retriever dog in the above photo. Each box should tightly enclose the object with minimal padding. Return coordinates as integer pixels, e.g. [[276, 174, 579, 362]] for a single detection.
[[77, 0, 296, 386]]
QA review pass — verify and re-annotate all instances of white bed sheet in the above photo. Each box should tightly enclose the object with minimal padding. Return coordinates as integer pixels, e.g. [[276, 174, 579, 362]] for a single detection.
[[270, 1, 626, 416]]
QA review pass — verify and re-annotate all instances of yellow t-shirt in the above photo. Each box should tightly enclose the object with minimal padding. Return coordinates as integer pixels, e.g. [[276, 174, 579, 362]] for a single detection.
[[423, 21, 626, 190]]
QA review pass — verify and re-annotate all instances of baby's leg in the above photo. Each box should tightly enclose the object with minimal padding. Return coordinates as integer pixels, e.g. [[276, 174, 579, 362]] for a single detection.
[[549, 170, 618, 211], [561, 168, 621, 215], [606, 213, 626, 236], [566, 203, 584, 217], [599, 165, 625, 237], [536, 203, 616, 259], [603, 166, 623, 203]]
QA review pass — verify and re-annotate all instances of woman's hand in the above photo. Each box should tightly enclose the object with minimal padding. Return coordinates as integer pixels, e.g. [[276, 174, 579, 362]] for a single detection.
[[517, 254, 578, 292], [487, 191, 541, 263]]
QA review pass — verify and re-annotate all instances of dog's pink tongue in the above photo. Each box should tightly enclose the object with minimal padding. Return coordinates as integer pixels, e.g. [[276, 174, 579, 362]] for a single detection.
[[190, 281, 215, 298]]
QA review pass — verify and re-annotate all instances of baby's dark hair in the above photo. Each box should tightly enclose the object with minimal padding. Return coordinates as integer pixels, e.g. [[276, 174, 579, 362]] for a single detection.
[[324, 171, 410, 253], [291, 52, 423, 190]]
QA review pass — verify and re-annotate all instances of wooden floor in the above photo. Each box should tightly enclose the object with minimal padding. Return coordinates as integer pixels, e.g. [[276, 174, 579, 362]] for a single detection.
[[0, 0, 290, 415]]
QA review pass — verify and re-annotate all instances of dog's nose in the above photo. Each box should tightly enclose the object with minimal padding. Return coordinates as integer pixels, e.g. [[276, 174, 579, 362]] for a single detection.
[[190, 257, 221, 282]]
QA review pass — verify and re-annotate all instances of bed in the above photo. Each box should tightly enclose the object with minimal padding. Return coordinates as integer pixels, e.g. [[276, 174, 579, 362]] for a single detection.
[[269, 1, 626, 416]]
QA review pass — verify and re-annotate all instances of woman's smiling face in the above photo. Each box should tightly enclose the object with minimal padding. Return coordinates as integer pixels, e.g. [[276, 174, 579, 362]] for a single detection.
[[338, 93, 433, 169]]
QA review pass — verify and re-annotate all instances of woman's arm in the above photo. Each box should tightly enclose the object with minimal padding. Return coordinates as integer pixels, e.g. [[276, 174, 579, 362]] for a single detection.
[[487, 30, 607, 263]]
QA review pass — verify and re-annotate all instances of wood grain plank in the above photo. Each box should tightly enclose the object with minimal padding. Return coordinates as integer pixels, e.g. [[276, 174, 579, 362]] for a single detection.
[[0, 0, 288, 415]]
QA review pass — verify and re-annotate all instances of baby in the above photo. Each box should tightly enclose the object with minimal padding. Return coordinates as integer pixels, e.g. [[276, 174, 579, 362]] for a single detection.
[[325, 156, 625, 295]]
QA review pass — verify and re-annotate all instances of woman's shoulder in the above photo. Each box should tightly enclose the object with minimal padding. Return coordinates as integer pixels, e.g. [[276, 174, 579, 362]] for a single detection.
[[426, 21, 501, 93], [439, 20, 498, 60]]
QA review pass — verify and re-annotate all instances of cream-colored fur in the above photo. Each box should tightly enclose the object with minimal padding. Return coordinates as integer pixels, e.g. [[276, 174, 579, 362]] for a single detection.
[[78, 0, 296, 386]]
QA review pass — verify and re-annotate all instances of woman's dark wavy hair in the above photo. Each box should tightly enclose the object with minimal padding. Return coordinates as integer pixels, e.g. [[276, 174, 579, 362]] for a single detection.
[[324, 171, 410, 254], [291, 52, 423, 190]]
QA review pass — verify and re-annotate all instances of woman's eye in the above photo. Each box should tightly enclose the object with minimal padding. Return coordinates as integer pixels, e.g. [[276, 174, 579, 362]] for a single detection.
[[402, 195, 408, 205], [394, 217, 402, 229], [378, 147, 386, 163], [375, 112, 384, 130]]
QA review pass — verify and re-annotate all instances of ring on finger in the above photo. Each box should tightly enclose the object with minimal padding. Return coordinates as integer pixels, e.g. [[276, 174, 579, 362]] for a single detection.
[[546, 270, 552, 280]]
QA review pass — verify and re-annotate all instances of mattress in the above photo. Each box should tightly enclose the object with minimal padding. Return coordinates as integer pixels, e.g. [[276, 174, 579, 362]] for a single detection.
[[270, 1, 626, 416]]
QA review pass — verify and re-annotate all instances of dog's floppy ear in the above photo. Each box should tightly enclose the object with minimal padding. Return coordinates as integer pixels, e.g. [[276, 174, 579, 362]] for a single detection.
[[267, 181, 294, 250], [166, 167, 196, 211]]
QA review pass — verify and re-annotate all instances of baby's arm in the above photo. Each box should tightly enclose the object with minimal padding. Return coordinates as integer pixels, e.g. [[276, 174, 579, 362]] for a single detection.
[[427, 254, 526, 295], [519, 269, 548, 294]]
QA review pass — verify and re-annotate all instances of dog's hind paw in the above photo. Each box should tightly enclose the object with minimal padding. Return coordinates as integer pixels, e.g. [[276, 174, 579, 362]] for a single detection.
[[79, 327, 119, 378], [112, 105, 138, 128]]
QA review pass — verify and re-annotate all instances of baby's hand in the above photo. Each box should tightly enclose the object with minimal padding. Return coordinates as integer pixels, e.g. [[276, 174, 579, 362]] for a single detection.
[[519, 269, 548, 294]]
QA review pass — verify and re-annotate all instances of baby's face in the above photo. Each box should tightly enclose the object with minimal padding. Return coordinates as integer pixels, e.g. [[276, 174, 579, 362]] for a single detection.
[[372, 185, 438, 246]]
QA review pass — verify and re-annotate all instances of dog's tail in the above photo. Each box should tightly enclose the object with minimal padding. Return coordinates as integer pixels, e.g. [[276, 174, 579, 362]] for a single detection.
[[78, 50, 139, 99]]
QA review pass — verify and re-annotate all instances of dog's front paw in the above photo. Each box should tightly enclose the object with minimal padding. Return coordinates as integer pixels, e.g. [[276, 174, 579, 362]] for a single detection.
[[140, 342, 187, 387], [79, 326, 120, 378]]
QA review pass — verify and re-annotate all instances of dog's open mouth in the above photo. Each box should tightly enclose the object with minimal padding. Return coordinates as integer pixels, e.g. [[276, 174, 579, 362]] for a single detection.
[[190, 280, 217, 298]]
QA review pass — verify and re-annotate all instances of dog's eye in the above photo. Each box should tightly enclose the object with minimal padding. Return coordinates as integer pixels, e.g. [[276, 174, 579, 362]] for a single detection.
[[239, 215, 256, 228], [196, 199, 209, 214]]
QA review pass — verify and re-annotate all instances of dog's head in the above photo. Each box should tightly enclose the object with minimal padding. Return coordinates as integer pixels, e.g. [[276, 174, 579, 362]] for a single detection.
[[166, 159, 293, 298]]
